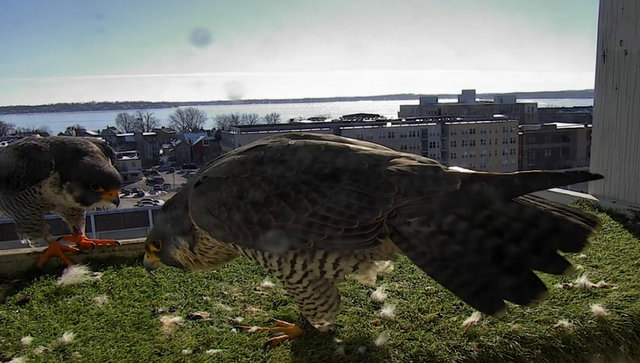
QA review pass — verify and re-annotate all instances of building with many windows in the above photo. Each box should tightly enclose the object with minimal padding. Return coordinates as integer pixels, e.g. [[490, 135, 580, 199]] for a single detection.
[[220, 115, 518, 172], [398, 89, 539, 125], [519, 123, 591, 171], [444, 119, 519, 172]]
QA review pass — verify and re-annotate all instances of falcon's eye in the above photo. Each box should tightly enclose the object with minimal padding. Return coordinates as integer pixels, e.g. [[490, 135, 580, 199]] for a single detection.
[[89, 183, 101, 191]]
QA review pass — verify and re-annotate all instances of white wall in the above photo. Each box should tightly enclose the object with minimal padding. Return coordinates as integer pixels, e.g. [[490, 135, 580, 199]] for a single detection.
[[589, 0, 640, 207]]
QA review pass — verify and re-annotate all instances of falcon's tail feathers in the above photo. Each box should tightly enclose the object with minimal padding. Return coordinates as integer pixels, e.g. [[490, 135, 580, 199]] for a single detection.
[[460, 170, 603, 200], [390, 178, 601, 316]]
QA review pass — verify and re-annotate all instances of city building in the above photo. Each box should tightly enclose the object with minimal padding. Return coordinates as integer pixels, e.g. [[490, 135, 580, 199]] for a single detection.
[[538, 106, 593, 124], [114, 151, 143, 182], [519, 123, 592, 171], [101, 131, 161, 168], [398, 89, 539, 124], [220, 115, 518, 172], [444, 118, 519, 172]]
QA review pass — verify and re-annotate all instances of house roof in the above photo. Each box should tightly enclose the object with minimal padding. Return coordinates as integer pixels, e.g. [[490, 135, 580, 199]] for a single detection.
[[182, 132, 208, 145]]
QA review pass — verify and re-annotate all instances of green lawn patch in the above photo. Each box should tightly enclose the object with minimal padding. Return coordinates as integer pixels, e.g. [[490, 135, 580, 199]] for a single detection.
[[1, 205, 639, 362]]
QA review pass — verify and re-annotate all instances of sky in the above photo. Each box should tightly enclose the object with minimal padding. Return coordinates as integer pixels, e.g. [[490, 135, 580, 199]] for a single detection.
[[0, 0, 600, 106]]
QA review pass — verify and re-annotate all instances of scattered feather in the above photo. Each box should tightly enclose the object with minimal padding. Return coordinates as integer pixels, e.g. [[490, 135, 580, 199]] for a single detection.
[[357, 346, 367, 354], [577, 253, 587, 259], [574, 275, 611, 289], [93, 295, 109, 306], [553, 320, 575, 329], [590, 303, 610, 316], [20, 336, 33, 346], [555, 275, 612, 289], [334, 346, 346, 356], [379, 303, 396, 320], [353, 260, 394, 285], [371, 285, 388, 303], [71, 352, 83, 360], [8, 357, 27, 363], [259, 278, 275, 290], [375, 330, 390, 347], [56, 265, 100, 286], [246, 326, 259, 333], [205, 349, 223, 355], [59, 331, 76, 345], [462, 311, 482, 327], [229, 328, 238, 334], [231, 316, 244, 324], [159, 316, 183, 334], [181, 349, 192, 355], [575, 264, 585, 270], [34, 346, 48, 355]]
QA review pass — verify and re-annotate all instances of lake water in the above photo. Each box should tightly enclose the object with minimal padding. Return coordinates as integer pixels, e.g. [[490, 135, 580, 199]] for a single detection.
[[0, 98, 593, 135]]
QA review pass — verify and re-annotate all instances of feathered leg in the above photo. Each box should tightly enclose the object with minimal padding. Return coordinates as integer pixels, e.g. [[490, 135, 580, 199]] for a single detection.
[[239, 277, 341, 347]]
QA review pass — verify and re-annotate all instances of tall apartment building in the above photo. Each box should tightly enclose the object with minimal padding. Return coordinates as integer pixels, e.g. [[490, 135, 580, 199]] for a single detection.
[[398, 89, 539, 124], [444, 119, 519, 172], [220, 115, 518, 172]]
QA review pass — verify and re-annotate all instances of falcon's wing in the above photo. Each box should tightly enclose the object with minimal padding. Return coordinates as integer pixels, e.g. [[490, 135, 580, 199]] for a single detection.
[[0, 137, 54, 193], [187, 133, 461, 253]]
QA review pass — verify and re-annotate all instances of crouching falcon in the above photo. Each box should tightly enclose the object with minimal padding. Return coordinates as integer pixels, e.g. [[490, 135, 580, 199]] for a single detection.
[[144, 132, 602, 346], [0, 136, 122, 267]]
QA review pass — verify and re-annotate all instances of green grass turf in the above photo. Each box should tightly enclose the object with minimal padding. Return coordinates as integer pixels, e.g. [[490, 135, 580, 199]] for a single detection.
[[1, 203, 639, 362]]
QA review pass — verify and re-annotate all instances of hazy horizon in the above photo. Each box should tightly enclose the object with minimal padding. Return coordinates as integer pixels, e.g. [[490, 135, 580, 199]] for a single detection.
[[1, 1, 599, 106]]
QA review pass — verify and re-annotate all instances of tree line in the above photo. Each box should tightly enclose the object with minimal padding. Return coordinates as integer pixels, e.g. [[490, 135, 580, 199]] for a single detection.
[[0, 107, 282, 138], [114, 107, 281, 133]]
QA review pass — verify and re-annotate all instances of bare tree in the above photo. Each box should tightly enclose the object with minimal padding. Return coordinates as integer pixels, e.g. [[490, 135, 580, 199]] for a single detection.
[[115, 112, 138, 133], [14, 125, 51, 136], [134, 111, 160, 132], [168, 107, 208, 132], [240, 113, 261, 126], [263, 112, 281, 125], [0, 121, 15, 137], [215, 113, 241, 131]]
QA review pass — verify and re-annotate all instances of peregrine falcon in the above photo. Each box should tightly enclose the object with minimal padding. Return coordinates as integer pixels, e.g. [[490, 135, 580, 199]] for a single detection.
[[0, 135, 122, 267], [144, 132, 601, 346]]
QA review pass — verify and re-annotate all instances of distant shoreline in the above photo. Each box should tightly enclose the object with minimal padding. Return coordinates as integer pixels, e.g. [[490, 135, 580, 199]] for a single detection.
[[0, 89, 594, 115]]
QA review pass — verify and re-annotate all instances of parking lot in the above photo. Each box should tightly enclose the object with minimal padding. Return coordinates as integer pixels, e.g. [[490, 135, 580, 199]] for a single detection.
[[118, 169, 195, 210]]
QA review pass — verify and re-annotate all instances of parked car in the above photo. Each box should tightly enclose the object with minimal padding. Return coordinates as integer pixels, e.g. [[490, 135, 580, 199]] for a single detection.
[[146, 176, 165, 185], [156, 165, 176, 173], [135, 198, 164, 208], [182, 163, 198, 170]]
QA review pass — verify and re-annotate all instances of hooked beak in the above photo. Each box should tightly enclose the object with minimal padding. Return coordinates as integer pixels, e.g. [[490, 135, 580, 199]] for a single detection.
[[143, 252, 162, 275], [100, 188, 120, 207]]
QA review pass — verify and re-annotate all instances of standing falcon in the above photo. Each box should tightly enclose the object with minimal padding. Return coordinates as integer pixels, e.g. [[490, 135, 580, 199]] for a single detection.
[[0, 135, 122, 267], [144, 132, 601, 346]]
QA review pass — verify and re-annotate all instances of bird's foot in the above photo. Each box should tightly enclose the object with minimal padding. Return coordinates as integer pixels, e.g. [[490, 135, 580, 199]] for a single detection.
[[60, 233, 119, 250], [37, 240, 79, 268], [238, 318, 306, 348]]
